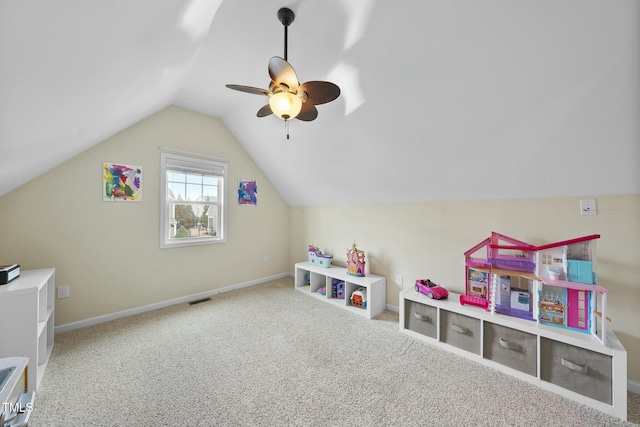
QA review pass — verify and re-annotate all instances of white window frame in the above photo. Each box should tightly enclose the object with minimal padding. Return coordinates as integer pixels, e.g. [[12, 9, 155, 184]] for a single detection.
[[160, 152, 227, 248]]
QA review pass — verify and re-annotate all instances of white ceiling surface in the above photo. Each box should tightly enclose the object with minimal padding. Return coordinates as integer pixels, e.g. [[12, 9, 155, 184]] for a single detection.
[[1, 1, 638, 206]]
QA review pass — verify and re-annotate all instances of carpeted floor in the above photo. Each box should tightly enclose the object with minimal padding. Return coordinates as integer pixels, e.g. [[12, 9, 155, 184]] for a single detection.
[[30, 277, 639, 426]]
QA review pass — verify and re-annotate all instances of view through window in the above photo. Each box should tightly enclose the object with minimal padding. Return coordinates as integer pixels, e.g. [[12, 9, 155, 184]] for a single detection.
[[160, 152, 227, 248]]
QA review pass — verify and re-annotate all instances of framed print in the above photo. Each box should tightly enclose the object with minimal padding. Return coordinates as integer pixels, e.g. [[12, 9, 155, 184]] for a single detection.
[[103, 162, 143, 202], [238, 178, 257, 206]]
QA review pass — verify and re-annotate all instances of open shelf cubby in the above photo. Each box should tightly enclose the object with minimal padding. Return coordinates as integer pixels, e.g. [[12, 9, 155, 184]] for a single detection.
[[294, 262, 386, 319]]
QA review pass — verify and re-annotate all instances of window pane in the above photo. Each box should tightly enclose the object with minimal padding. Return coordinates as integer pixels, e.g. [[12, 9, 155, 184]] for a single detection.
[[168, 182, 184, 200], [169, 203, 218, 240], [186, 184, 202, 201], [202, 184, 218, 200], [186, 174, 202, 184], [203, 176, 217, 185], [168, 172, 186, 183]]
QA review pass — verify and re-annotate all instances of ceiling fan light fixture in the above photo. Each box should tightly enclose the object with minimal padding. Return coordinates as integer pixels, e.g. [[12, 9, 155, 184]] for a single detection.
[[269, 91, 302, 121], [226, 6, 340, 136]]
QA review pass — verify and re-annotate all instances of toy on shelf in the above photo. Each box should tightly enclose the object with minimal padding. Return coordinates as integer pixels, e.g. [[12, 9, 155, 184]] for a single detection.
[[462, 232, 535, 312], [308, 245, 333, 267], [350, 287, 367, 309], [318, 287, 326, 296], [461, 231, 609, 345], [332, 278, 345, 299], [346, 241, 366, 276], [539, 284, 565, 325], [415, 279, 449, 300]]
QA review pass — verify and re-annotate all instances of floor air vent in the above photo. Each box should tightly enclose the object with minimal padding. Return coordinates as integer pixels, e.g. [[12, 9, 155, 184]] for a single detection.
[[188, 297, 212, 305]]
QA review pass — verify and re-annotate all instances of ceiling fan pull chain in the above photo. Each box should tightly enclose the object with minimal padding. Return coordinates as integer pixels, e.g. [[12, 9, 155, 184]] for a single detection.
[[285, 120, 290, 139]]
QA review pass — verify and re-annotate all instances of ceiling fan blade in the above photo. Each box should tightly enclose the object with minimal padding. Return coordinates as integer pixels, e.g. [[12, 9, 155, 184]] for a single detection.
[[257, 104, 273, 117], [268, 57, 299, 92], [296, 103, 318, 121], [299, 81, 341, 105], [226, 84, 271, 96]]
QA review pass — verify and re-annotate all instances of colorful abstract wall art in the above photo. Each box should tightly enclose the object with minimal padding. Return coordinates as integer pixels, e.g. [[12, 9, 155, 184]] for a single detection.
[[238, 179, 257, 206], [103, 162, 143, 202]]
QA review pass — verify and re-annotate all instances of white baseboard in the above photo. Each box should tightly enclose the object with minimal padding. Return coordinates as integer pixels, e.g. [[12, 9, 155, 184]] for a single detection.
[[386, 303, 399, 313], [54, 272, 290, 334]]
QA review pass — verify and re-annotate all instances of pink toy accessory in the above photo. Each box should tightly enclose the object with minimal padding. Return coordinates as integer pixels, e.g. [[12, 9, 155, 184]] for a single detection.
[[415, 279, 449, 299]]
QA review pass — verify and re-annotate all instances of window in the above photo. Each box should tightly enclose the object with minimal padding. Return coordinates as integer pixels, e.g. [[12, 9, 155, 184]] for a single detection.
[[160, 152, 227, 248]]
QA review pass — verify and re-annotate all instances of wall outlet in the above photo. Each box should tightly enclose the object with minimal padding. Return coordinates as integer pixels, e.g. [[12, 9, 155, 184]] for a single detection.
[[580, 199, 597, 216], [57, 285, 70, 299], [263, 255, 269, 263], [396, 275, 403, 286]]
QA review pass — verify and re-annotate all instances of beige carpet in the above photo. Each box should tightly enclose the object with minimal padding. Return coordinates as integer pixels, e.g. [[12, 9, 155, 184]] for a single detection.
[[30, 277, 639, 426]]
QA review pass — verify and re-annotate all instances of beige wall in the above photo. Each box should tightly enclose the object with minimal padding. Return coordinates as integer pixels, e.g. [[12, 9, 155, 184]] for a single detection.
[[1, 106, 637, 381], [0, 106, 290, 325], [288, 195, 640, 381]]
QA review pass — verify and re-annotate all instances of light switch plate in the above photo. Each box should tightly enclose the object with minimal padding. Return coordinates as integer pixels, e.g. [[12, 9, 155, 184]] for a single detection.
[[580, 199, 597, 216], [57, 285, 70, 299]]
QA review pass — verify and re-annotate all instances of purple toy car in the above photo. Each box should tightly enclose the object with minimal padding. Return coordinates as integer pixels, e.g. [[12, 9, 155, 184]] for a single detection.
[[415, 279, 449, 299]]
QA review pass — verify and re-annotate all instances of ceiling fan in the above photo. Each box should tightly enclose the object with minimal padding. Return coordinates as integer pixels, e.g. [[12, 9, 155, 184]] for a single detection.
[[226, 7, 340, 138]]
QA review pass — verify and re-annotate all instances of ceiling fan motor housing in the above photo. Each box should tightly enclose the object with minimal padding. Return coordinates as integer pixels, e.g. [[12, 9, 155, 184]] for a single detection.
[[277, 8, 295, 26]]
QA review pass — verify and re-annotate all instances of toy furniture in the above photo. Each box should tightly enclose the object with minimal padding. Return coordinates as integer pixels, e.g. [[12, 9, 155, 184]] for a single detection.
[[308, 245, 333, 267], [350, 287, 367, 309], [462, 232, 609, 345], [331, 279, 345, 299], [400, 287, 627, 420], [294, 262, 385, 319], [346, 242, 365, 276], [462, 232, 536, 311]]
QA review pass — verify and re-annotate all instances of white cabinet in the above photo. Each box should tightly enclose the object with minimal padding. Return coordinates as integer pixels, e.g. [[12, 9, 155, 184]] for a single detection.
[[400, 287, 627, 420], [0, 268, 55, 391], [294, 262, 386, 319]]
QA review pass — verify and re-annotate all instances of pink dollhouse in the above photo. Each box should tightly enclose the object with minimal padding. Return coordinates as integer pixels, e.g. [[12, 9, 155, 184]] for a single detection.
[[462, 232, 608, 344]]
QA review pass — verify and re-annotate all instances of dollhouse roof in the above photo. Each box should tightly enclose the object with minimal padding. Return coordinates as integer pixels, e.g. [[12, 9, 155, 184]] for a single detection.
[[535, 234, 600, 251], [466, 232, 601, 256], [465, 232, 535, 256]]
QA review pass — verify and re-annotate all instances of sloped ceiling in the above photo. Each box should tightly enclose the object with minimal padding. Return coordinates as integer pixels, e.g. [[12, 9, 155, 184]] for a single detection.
[[1, 0, 639, 206]]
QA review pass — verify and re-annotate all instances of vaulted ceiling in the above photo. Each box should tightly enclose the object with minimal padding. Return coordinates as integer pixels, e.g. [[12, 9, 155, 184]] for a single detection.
[[1, 0, 638, 206]]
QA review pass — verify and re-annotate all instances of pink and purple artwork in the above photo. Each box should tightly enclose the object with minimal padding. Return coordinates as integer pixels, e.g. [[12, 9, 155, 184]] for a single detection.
[[238, 179, 257, 206], [103, 162, 143, 202]]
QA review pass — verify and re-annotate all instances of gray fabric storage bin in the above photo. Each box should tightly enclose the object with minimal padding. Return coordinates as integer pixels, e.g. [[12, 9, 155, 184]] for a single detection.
[[540, 337, 612, 404], [484, 322, 537, 376]]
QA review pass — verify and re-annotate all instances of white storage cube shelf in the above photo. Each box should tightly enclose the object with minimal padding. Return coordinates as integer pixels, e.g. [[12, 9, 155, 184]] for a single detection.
[[0, 268, 55, 391], [294, 262, 386, 319], [400, 287, 627, 421]]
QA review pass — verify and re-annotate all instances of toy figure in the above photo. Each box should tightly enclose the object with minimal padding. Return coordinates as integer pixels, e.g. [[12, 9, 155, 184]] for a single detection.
[[346, 241, 365, 276]]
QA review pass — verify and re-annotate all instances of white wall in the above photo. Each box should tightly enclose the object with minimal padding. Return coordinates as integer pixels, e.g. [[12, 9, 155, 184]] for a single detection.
[[288, 195, 640, 381], [0, 106, 290, 325]]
